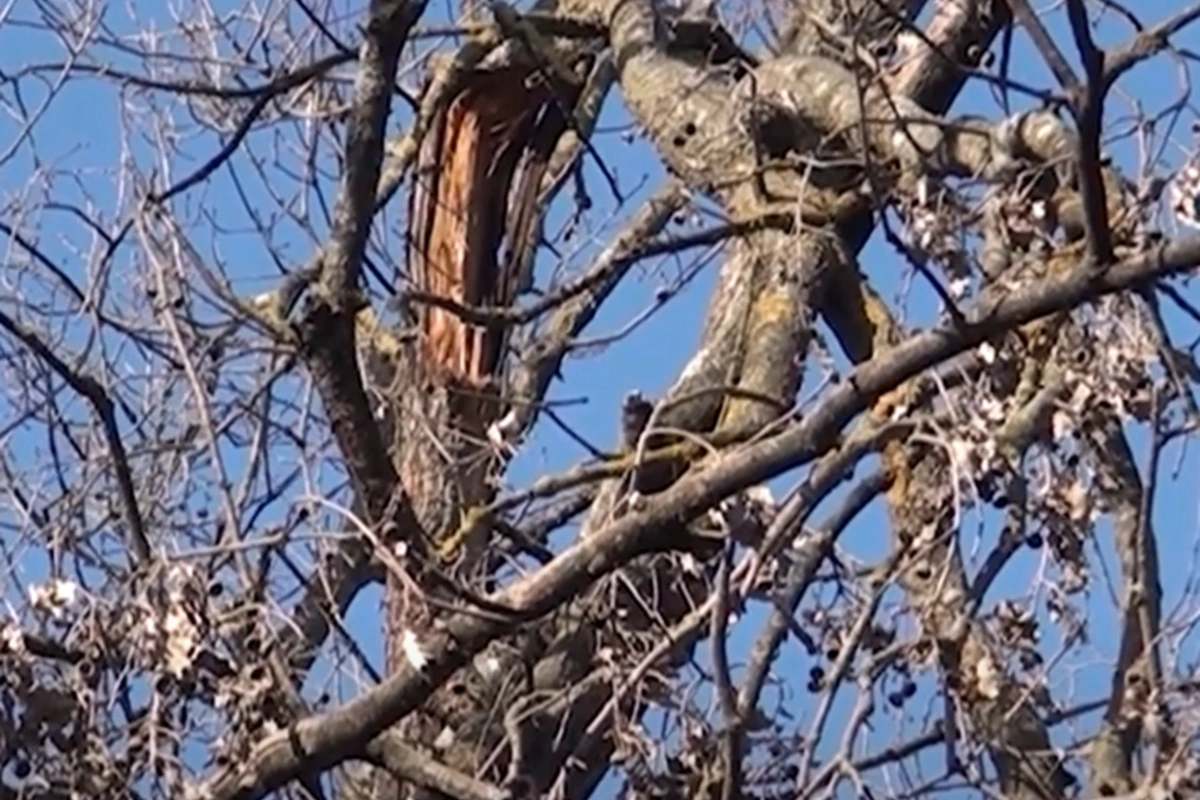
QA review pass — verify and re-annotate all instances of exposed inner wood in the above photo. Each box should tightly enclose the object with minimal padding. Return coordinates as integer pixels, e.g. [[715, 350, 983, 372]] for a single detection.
[[407, 66, 548, 397]]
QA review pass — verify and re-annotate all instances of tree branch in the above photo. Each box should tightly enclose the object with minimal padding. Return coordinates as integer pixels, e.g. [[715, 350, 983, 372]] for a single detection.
[[202, 231, 1200, 800], [0, 310, 151, 564]]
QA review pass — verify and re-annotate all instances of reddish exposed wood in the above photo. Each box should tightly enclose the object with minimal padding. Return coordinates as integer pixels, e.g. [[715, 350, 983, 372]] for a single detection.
[[407, 67, 549, 401], [383, 71, 565, 793]]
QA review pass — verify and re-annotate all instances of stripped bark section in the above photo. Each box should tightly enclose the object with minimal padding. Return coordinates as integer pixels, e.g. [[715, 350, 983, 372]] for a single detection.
[[371, 47, 593, 800], [407, 66, 549, 397]]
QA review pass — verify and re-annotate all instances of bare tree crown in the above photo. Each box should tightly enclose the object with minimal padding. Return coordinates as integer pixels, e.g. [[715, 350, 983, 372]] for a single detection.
[[2, 2, 1200, 800]]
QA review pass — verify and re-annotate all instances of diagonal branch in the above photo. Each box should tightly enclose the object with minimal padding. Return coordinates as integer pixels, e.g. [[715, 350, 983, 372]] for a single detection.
[[504, 183, 687, 438], [300, 0, 430, 536], [201, 230, 1200, 800], [1105, 2, 1200, 84], [1008, 0, 1082, 95], [319, 0, 429, 308], [363, 731, 510, 800], [254, 0, 433, 724], [0, 310, 151, 564]]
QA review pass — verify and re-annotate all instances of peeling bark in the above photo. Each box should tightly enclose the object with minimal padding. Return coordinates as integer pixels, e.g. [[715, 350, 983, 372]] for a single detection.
[[407, 67, 549, 389]]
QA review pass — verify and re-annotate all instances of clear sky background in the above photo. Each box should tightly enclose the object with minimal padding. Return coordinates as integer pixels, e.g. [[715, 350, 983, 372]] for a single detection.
[[3, 0, 1200, 795]]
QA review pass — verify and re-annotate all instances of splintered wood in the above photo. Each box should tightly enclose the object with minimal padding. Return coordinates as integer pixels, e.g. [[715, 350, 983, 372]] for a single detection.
[[407, 67, 546, 392]]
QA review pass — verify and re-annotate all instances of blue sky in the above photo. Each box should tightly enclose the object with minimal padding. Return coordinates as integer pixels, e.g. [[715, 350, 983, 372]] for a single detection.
[[3, 0, 1200, 795]]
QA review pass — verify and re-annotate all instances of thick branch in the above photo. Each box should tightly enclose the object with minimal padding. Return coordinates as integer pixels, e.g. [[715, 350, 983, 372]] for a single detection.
[[320, 0, 428, 306], [202, 232, 1200, 800]]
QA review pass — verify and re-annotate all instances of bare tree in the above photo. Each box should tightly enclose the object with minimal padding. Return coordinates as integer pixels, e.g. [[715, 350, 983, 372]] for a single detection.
[[3, 0, 1200, 799]]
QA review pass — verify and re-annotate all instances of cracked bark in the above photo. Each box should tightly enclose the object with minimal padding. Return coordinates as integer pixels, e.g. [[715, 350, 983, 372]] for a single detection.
[[395, 0, 1074, 794], [358, 13, 608, 800]]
